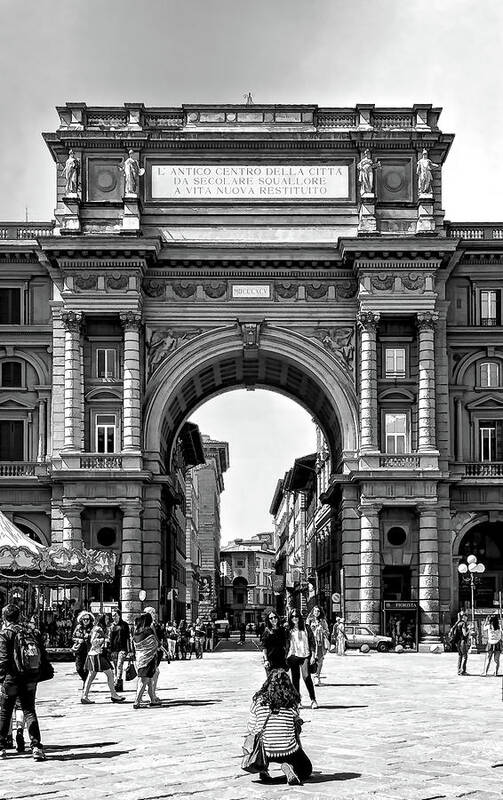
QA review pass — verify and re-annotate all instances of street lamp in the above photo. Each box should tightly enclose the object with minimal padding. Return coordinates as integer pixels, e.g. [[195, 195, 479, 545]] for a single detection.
[[458, 554, 485, 653]]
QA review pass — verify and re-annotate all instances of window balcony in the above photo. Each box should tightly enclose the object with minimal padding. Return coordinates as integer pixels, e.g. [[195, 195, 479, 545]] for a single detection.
[[462, 462, 503, 478], [0, 461, 48, 477], [358, 451, 439, 472], [379, 454, 421, 469], [80, 454, 123, 469]]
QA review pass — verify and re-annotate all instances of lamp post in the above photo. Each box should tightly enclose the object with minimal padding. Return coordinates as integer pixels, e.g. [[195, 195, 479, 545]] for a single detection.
[[458, 554, 485, 653]]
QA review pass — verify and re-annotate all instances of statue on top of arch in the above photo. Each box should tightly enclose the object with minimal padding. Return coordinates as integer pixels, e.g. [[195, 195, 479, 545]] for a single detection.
[[148, 327, 203, 376]]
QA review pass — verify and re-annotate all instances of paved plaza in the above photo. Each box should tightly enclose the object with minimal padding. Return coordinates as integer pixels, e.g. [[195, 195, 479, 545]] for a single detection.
[[1, 646, 503, 800]]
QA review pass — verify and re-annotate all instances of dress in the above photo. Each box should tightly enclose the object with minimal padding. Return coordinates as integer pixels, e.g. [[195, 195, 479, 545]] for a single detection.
[[261, 627, 288, 669], [133, 629, 159, 678], [85, 626, 112, 673]]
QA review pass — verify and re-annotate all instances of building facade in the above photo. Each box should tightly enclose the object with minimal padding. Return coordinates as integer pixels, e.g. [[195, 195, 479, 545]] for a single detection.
[[0, 101, 502, 639], [220, 532, 275, 627]]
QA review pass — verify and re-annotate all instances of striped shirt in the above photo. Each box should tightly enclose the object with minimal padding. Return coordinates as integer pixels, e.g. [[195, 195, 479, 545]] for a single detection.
[[247, 701, 300, 758]]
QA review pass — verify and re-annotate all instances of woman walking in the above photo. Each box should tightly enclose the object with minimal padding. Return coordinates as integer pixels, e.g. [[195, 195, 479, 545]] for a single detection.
[[306, 606, 330, 686], [72, 611, 94, 687], [81, 615, 125, 704], [286, 610, 317, 709], [245, 668, 312, 786], [132, 613, 160, 709], [483, 614, 501, 676], [332, 617, 347, 656], [261, 611, 288, 672]]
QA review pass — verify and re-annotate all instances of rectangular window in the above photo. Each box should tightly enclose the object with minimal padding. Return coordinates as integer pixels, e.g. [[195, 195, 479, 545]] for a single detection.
[[480, 290, 500, 326], [1, 362, 22, 387], [385, 347, 406, 379], [96, 349, 117, 379], [0, 421, 24, 460], [480, 362, 500, 388], [480, 421, 503, 462], [0, 289, 21, 324], [236, 559, 245, 567], [385, 412, 408, 454], [96, 414, 116, 453]]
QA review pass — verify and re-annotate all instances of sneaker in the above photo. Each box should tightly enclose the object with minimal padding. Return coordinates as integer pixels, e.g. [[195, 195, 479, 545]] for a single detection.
[[80, 698, 95, 704], [15, 731, 25, 753], [32, 747, 46, 762], [110, 696, 125, 703], [281, 763, 301, 785], [311, 700, 318, 709], [0, 749, 6, 759]]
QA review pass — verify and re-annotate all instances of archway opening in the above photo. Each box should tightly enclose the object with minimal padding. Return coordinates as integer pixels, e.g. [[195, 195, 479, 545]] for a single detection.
[[458, 522, 503, 608]]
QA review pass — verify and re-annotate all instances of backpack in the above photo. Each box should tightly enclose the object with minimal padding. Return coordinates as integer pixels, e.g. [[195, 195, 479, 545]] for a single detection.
[[12, 625, 42, 677], [447, 622, 462, 648]]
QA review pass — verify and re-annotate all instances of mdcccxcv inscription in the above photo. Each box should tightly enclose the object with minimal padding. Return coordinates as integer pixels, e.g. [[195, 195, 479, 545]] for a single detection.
[[151, 164, 349, 199]]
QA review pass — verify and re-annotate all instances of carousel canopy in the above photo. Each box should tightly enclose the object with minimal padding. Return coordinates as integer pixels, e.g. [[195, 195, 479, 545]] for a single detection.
[[0, 510, 116, 583]]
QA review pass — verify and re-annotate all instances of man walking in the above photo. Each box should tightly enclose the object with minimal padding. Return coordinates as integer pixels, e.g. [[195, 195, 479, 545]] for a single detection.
[[109, 608, 130, 693], [451, 611, 470, 675], [0, 604, 47, 761]]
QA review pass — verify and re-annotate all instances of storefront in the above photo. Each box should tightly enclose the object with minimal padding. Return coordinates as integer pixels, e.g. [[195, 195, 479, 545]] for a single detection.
[[383, 600, 419, 651]]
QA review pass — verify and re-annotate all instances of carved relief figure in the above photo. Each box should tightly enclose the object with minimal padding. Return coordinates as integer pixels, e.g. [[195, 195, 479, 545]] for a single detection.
[[120, 150, 144, 195], [416, 149, 440, 195], [313, 327, 354, 368], [63, 149, 79, 195], [148, 328, 202, 374], [357, 149, 380, 195]]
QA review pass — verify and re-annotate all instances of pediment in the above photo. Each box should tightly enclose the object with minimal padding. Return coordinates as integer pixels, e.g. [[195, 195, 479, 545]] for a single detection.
[[0, 394, 34, 409], [466, 394, 503, 411], [379, 388, 415, 403]]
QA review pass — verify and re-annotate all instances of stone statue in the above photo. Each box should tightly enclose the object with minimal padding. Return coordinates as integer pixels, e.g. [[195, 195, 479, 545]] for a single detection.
[[63, 149, 79, 195], [120, 150, 144, 195], [357, 149, 380, 195], [416, 149, 440, 195]]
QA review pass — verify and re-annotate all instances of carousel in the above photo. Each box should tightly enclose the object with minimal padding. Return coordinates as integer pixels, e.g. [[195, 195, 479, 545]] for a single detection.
[[0, 510, 116, 652]]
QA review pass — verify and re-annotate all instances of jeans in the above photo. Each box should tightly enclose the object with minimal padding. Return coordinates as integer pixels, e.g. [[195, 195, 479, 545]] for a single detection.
[[0, 680, 41, 749], [269, 746, 312, 781], [457, 642, 468, 674], [287, 656, 316, 702]]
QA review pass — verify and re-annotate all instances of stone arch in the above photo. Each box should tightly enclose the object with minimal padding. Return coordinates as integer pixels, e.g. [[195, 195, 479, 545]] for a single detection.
[[453, 350, 503, 385], [451, 511, 489, 556], [10, 349, 49, 385], [143, 325, 359, 472], [13, 516, 49, 546]]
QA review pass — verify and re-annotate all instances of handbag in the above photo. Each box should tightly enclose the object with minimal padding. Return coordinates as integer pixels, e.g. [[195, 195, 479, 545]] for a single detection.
[[241, 712, 271, 774], [125, 660, 137, 682], [309, 658, 318, 674], [38, 657, 54, 683]]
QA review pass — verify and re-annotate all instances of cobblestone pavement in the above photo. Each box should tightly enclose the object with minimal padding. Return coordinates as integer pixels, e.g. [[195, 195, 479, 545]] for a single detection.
[[1, 648, 503, 800]]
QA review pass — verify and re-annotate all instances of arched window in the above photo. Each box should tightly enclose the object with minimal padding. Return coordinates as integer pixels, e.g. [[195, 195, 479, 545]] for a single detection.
[[480, 361, 501, 388], [0, 361, 22, 388]]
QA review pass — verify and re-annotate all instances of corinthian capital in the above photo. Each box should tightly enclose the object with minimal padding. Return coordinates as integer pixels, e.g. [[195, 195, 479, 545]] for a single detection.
[[119, 311, 142, 331], [357, 311, 380, 333], [416, 311, 438, 331], [61, 310, 83, 333]]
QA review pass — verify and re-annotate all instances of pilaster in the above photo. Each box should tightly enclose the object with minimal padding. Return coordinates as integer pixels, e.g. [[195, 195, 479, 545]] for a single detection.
[[119, 311, 142, 453], [418, 504, 440, 644], [416, 312, 438, 452], [61, 310, 83, 452], [62, 503, 83, 549], [120, 501, 143, 624], [357, 311, 380, 453], [359, 502, 381, 627]]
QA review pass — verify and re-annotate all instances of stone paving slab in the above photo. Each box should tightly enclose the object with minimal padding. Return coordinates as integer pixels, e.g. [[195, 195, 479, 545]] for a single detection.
[[0, 650, 502, 799]]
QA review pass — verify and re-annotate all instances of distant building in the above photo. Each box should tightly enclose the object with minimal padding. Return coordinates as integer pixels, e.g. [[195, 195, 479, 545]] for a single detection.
[[197, 436, 230, 620], [220, 532, 275, 627]]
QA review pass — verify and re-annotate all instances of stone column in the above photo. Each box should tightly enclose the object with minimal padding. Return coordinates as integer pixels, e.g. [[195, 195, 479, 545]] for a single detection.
[[119, 312, 142, 452], [121, 502, 143, 624], [61, 311, 83, 451], [418, 505, 440, 643], [357, 312, 380, 452], [341, 484, 360, 622], [417, 312, 438, 452], [62, 504, 83, 549], [37, 399, 47, 461], [359, 503, 381, 627], [142, 484, 163, 613], [455, 398, 463, 461]]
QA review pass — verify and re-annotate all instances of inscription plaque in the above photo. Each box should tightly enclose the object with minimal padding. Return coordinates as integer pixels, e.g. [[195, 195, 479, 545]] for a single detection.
[[232, 285, 270, 299], [151, 164, 349, 200]]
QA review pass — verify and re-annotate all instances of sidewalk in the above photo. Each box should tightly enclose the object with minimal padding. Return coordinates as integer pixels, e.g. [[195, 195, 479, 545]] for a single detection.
[[1, 649, 502, 800]]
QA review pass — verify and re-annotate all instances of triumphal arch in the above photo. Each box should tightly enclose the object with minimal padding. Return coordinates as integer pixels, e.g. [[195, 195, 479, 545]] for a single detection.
[[6, 101, 500, 644]]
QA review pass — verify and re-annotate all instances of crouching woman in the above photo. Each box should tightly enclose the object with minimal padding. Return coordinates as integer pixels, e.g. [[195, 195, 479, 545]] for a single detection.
[[246, 668, 312, 786]]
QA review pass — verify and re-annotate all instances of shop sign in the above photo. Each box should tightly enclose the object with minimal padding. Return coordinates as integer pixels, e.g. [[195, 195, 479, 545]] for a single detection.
[[383, 601, 418, 611]]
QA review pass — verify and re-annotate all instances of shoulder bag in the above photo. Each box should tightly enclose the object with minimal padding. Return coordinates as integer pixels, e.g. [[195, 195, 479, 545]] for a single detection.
[[241, 711, 272, 774]]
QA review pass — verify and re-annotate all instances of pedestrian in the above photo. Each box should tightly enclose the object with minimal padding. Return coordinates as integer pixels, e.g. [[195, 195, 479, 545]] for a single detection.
[[245, 668, 312, 786], [143, 607, 165, 701], [482, 614, 501, 676], [261, 610, 288, 673], [306, 606, 330, 686], [0, 603, 50, 761], [109, 608, 130, 693], [239, 621, 246, 645], [132, 613, 161, 709], [449, 611, 470, 676], [193, 617, 206, 658], [177, 620, 188, 660], [71, 611, 94, 686], [333, 617, 347, 656], [286, 610, 317, 709], [165, 621, 178, 661], [81, 615, 125, 704]]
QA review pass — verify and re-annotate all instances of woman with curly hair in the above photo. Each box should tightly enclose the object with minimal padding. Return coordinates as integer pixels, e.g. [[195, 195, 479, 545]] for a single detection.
[[72, 611, 94, 686], [286, 609, 317, 708], [81, 615, 125, 704], [246, 668, 312, 786]]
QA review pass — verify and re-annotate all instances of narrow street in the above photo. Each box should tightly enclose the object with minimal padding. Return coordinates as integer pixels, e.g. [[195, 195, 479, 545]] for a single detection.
[[2, 648, 503, 800]]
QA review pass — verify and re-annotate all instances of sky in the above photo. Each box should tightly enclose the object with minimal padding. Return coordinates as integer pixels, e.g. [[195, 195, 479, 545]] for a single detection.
[[0, 0, 502, 541]]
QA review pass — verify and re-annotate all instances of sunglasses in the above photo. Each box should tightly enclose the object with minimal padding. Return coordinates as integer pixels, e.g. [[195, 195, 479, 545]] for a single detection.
[[269, 615, 278, 620], [291, 613, 299, 618]]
